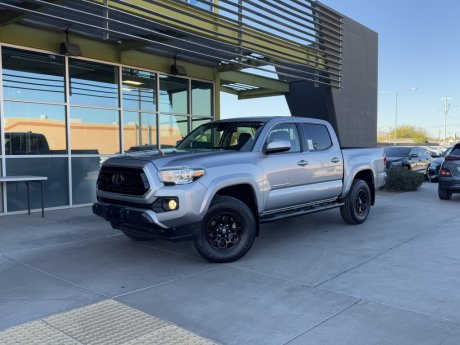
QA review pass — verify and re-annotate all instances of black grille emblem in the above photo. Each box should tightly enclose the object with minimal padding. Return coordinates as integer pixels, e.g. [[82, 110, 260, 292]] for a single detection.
[[112, 173, 125, 186]]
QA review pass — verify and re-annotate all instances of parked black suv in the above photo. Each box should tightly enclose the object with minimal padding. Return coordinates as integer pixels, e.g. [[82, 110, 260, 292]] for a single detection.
[[383, 146, 432, 176], [438, 143, 460, 200]]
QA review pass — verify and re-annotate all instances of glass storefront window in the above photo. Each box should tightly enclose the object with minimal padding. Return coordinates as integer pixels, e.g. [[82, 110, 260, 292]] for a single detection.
[[69, 59, 119, 108], [122, 68, 156, 112], [70, 107, 120, 155], [192, 81, 213, 116], [159, 75, 188, 114], [72, 157, 101, 205], [6, 158, 69, 211], [123, 112, 157, 151], [159, 115, 188, 148], [0, 160, 3, 213], [0, 46, 215, 211], [4, 102, 66, 155], [2, 47, 65, 103], [192, 117, 212, 130]]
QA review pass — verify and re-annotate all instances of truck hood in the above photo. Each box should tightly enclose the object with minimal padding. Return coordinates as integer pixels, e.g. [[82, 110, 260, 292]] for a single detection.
[[106, 149, 248, 170]]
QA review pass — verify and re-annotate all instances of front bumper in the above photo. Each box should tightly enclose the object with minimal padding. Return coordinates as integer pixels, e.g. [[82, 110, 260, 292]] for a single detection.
[[93, 202, 200, 241]]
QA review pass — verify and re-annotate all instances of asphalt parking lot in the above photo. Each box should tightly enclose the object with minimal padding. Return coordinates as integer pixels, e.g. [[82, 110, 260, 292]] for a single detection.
[[1, 182, 460, 344]]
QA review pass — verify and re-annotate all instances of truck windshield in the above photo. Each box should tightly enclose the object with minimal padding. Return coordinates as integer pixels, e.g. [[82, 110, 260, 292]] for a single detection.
[[177, 122, 265, 152]]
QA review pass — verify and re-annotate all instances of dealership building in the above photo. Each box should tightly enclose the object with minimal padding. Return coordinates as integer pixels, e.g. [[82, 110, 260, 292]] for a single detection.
[[0, 0, 377, 214]]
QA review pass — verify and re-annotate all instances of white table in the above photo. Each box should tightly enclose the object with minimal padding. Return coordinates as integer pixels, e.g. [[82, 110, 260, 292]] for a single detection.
[[0, 176, 48, 217]]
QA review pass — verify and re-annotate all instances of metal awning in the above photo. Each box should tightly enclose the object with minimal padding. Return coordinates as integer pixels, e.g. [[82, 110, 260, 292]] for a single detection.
[[0, 0, 343, 90]]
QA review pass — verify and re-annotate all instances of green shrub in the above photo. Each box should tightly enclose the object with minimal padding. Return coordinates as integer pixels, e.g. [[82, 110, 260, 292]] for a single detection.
[[384, 168, 425, 191]]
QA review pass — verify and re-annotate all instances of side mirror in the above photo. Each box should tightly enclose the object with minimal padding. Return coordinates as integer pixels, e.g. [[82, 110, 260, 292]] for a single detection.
[[265, 139, 291, 154], [410, 153, 419, 159]]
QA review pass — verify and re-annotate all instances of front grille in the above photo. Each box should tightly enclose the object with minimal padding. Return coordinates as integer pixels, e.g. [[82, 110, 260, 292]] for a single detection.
[[97, 166, 150, 196]]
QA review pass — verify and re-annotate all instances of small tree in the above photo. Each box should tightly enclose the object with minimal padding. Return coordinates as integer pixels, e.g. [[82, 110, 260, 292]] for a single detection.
[[389, 125, 429, 143]]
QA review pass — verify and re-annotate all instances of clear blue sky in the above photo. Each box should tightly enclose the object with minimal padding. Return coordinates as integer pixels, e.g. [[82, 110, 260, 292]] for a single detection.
[[221, 0, 460, 139]]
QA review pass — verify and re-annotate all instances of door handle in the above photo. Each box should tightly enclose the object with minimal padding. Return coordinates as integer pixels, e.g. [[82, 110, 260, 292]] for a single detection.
[[331, 157, 341, 163], [297, 160, 309, 167]]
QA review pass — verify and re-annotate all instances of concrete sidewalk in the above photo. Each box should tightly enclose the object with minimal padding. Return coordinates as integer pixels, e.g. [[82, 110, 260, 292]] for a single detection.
[[1, 183, 460, 344]]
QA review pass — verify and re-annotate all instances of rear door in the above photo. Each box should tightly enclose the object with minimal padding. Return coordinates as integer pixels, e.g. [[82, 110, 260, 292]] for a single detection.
[[300, 123, 343, 202]]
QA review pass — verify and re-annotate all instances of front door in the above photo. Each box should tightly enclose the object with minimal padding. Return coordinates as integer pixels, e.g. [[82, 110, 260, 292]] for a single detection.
[[261, 123, 311, 211]]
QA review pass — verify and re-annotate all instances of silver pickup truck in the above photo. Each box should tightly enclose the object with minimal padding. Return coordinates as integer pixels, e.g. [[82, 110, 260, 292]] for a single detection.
[[93, 117, 386, 262]]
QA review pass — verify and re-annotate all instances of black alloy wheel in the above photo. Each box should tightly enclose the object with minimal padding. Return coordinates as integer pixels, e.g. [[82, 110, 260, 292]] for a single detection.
[[206, 213, 243, 250], [354, 189, 369, 217], [194, 196, 256, 263], [340, 179, 371, 225]]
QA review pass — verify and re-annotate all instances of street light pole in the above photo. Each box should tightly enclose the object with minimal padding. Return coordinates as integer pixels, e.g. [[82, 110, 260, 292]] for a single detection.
[[441, 96, 452, 146], [394, 92, 398, 145], [381, 88, 417, 146]]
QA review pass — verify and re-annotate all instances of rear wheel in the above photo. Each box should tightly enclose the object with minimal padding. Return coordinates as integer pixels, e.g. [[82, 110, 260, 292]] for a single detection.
[[340, 179, 371, 225], [193, 196, 256, 263], [438, 187, 452, 200]]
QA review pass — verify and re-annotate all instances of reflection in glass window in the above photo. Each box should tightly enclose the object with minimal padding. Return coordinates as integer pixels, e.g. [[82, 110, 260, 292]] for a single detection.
[[69, 59, 119, 108], [123, 112, 157, 151], [159, 115, 188, 148], [122, 68, 156, 112], [72, 157, 101, 204], [159, 75, 188, 114], [2, 47, 65, 103], [192, 81, 213, 116], [6, 158, 69, 211], [4, 102, 66, 155], [70, 107, 120, 155], [192, 117, 211, 130]]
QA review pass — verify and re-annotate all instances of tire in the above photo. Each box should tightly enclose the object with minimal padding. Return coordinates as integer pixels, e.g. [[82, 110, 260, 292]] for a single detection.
[[340, 179, 371, 225], [193, 196, 256, 263], [438, 187, 452, 200], [121, 230, 154, 241]]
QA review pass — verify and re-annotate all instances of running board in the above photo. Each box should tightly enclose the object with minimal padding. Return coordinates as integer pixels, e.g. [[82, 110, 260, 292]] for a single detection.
[[260, 202, 344, 224]]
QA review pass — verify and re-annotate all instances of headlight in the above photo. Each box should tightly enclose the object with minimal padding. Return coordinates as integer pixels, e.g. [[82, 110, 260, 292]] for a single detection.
[[158, 167, 205, 185]]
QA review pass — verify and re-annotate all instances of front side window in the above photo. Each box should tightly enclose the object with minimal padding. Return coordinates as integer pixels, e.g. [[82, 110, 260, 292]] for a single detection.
[[266, 123, 301, 153], [302, 123, 332, 151]]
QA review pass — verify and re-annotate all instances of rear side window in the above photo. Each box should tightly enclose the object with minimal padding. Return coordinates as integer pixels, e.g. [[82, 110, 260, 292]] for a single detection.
[[450, 145, 460, 156], [301, 124, 332, 151]]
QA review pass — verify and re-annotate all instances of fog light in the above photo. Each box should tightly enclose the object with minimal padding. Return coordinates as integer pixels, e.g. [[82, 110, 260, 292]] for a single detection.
[[162, 198, 179, 211], [168, 199, 178, 210]]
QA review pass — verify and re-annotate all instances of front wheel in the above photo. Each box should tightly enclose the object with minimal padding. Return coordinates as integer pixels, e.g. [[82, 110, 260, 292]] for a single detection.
[[193, 196, 256, 263], [340, 179, 371, 225]]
